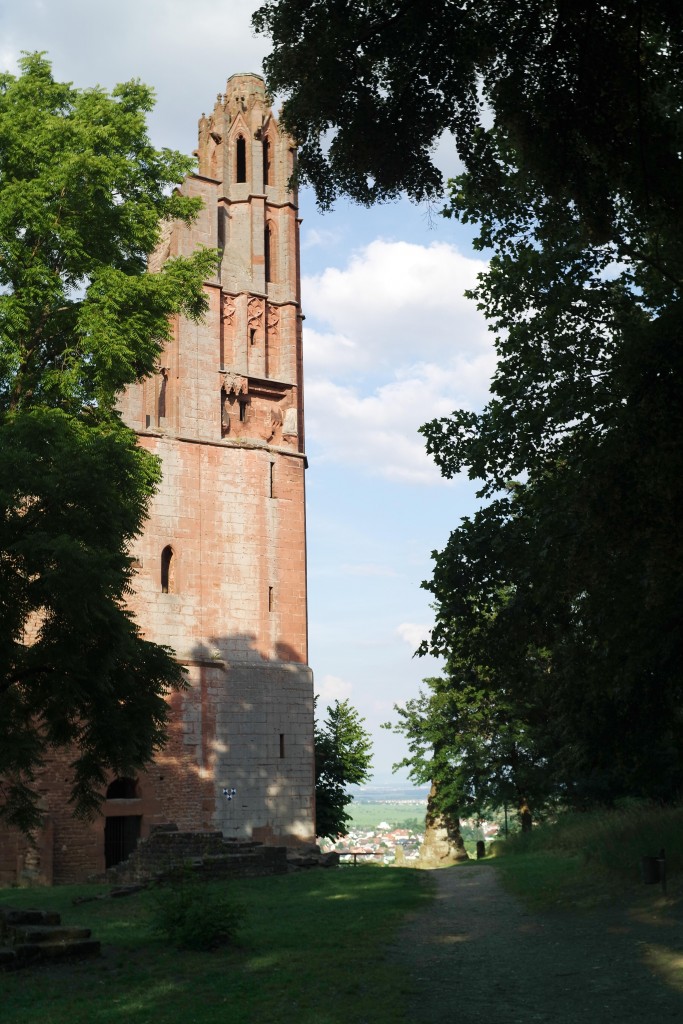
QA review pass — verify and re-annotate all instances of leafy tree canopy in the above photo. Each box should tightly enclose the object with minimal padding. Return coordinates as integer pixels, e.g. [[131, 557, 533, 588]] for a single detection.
[[254, 0, 683, 223], [315, 698, 373, 839], [256, 4, 683, 813], [0, 53, 217, 832]]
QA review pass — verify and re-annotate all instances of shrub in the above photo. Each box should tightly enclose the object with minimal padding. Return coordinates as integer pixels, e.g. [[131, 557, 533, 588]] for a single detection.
[[151, 877, 245, 951]]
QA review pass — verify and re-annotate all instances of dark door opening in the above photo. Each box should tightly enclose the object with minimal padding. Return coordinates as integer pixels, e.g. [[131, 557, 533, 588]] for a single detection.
[[104, 815, 141, 869]]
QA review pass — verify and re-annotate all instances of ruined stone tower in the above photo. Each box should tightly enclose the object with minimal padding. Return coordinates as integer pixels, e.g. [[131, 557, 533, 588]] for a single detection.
[[116, 74, 315, 853], [0, 75, 315, 885]]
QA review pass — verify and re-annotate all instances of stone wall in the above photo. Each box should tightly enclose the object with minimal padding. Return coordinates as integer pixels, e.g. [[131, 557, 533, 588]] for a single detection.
[[0, 73, 315, 887], [101, 828, 288, 884]]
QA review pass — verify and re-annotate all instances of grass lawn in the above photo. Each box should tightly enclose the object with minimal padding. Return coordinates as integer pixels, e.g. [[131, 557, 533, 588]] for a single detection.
[[489, 850, 608, 909], [488, 804, 683, 912], [0, 866, 432, 1024], [346, 801, 427, 831]]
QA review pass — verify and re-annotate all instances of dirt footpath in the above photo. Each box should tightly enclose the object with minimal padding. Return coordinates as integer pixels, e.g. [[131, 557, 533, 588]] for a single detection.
[[390, 864, 683, 1022]]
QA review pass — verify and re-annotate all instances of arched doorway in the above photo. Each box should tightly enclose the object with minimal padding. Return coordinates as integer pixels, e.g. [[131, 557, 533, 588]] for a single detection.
[[104, 777, 142, 868]]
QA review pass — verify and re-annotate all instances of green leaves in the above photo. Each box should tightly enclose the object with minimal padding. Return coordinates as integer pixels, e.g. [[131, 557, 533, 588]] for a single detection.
[[0, 52, 214, 414], [315, 699, 373, 839], [0, 54, 210, 832], [254, 3, 683, 814], [0, 408, 186, 831]]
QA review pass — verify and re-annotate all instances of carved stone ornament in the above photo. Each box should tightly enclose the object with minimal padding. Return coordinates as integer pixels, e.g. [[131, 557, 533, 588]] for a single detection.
[[261, 404, 283, 442], [220, 372, 248, 396], [247, 297, 264, 328], [266, 305, 280, 338], [147, 219, 173, 274], [282, 407, 298, 437], [221, 296, 237, 325]]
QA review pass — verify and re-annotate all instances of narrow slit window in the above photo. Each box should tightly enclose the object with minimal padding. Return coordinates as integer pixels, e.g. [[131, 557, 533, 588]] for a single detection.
[[236, 135, 247, 183], [269, 462, 274, 498], [239, 401, 247, 422], [265, 222, 277, 284], [264, 223, 272, 283], [279, 734, 285, 759], [217, 206, 226, 249], [221, 391, 230, 436], [158, 372, 167, 422], [263, 137, 271, 186], [268, 586, 274, 611], [161, 545, 175, 594]]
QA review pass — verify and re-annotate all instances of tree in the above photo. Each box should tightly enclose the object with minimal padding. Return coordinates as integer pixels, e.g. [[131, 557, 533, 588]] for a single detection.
[[255, 4, 683, 808], [254, 1, 683, 220], [315, 698, 373, 839], [0, 53, 218, 832], [387, 674, 551, 833]]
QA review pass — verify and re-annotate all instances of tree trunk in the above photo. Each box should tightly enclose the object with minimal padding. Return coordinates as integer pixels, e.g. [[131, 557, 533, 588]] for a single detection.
[[419, 782, 469, 866], [519, 798, 532, 832]]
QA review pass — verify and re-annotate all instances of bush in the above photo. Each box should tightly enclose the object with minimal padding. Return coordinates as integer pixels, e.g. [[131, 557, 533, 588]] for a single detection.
[[151, 877, 245, 951]]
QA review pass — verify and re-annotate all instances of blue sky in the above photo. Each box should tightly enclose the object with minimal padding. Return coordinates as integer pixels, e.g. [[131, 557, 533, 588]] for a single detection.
[[1, 0, 494, 782]]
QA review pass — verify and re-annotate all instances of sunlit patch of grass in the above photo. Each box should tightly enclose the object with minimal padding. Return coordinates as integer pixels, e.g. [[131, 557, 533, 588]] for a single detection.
[[495, 803, 683, 874], [490, 804, 683, 912], [0, 867, 431, 1024], [642, 944, 683, 992]]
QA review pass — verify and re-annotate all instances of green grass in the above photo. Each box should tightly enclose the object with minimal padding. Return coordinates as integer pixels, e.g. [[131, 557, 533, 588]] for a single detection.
[[490, 849, 599, 909], [346, 801, 426, 831], [0, 867, 432, 1024], [489, 803, 683, 911]]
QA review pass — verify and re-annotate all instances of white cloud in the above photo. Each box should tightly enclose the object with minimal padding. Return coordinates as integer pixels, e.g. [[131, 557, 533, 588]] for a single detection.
[[303, 238, 489, 370], [396, 623, 431, 651], [0, 1, 270, 155], [314, 675, 354, 702], [302, 227, 345, 251], [305, 352, 495, 484], [301, 238, 495, 483], [0, 49, 19, 74], [303, 328, 363, 376]]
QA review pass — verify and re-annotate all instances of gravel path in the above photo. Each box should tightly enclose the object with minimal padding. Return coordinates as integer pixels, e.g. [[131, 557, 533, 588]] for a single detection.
[[390, 864, 683, 1022]]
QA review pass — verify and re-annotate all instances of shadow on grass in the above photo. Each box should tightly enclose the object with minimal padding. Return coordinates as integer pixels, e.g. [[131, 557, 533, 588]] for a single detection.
[[0, 867, 432, 1024], [489, 850, 683, 1010]]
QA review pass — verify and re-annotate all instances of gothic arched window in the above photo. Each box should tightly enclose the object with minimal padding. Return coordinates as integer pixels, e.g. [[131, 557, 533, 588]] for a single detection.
[[161, 545, 175, 593], [263, 136, 272, 186], [236, 135, 247, 183]]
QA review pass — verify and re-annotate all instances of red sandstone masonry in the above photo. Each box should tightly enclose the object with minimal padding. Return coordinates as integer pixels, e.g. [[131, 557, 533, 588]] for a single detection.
[[0, 75, 315, 886]]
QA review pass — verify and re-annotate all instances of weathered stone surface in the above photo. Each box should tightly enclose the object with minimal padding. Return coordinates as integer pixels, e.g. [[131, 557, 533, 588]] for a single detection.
[[0, 74, 315, 886], [287, 846, 339, 870], [99, 828, 288, 884], [0, 908, 60, 928], [0, 948, 17, 968], [13, 939, 101, 963], [0, 907, 101, 971], [10, 925, 92, 944]]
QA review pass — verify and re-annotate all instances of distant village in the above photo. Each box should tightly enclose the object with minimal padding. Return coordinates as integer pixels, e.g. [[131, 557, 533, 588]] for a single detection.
[[320, 822, 424, 865], [319, 812, 501, 865]]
